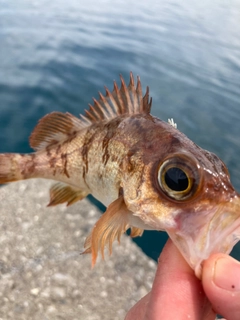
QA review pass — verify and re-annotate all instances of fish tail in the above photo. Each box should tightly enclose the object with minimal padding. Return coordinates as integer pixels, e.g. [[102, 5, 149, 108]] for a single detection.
[[0, 153, 35, 184]]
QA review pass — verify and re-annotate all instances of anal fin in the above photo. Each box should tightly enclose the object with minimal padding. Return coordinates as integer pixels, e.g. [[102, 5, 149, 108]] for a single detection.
[[48, 182, 88, 206], [83, 195, 135, 267]]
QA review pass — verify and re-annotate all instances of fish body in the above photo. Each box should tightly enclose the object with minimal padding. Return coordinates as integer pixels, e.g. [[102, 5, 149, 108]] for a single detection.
[[0, 73, 239, 278]]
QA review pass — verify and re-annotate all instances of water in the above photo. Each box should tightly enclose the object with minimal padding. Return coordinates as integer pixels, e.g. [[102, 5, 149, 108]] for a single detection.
[[0, 0, 240, 261]]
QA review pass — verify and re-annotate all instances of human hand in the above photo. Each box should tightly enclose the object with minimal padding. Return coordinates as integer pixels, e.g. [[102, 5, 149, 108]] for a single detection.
[[125, 239, 240, 320]]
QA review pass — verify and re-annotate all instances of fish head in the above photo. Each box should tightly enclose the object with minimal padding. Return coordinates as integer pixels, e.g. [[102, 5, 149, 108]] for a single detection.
[[122, 118, 240, 278], [158, 150, 240, 279]]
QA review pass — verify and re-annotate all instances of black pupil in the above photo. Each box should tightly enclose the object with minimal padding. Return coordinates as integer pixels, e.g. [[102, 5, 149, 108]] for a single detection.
[[165, 167, 189, 192]]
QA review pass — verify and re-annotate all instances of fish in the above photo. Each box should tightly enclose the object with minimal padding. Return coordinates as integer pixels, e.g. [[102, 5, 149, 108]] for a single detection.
[[0, 72, 240, 278]]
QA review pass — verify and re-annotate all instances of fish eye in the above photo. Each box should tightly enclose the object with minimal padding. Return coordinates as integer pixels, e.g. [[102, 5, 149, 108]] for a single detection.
[[165, 167, 189, 191], [158, 157, 199, 200]]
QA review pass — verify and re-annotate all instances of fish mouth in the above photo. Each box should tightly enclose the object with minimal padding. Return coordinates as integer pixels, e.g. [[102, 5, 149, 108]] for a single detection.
[[167, 195, 240, 279]]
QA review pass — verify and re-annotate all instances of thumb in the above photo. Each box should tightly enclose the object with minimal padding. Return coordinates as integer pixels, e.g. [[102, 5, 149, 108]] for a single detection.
[[202, 254, 240, 320]]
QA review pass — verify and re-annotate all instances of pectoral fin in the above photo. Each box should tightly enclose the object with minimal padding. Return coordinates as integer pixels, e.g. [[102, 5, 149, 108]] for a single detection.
[[48, 182, 88, 206], [83, 195, 136, 267]]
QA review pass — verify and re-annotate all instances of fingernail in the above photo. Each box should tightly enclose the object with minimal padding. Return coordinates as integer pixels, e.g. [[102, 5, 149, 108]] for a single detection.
[[214, 257, 240, 291]]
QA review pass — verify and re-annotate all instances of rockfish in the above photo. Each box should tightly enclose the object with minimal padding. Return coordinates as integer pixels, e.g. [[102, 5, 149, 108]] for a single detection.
[[0, 73, 239, 278]]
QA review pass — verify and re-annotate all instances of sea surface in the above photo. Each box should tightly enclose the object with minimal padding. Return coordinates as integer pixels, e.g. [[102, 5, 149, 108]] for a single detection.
[[0, 0, 240, 261]]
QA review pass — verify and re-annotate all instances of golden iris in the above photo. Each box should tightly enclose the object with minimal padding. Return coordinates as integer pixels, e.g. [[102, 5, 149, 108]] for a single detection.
[[158, 157, 198, 200]]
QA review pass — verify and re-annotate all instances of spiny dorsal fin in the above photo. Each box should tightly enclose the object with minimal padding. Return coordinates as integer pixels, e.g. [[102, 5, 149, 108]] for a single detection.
[[83, 195, 134, 267], [29, 112, 84, 151], [83, 72, 152, 123], [29, 73, 152, 151], [47, 182, 88, 207]]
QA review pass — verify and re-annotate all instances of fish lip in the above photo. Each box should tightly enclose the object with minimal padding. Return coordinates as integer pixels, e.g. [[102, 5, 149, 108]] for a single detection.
[[167, 196, 240, 279]]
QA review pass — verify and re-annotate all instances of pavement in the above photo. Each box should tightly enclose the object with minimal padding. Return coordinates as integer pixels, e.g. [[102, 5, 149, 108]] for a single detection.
[[0, 179, 157, 320]]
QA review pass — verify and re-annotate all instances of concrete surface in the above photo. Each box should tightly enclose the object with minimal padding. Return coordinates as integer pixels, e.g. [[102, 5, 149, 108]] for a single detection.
[[0, 179, 157, 320]]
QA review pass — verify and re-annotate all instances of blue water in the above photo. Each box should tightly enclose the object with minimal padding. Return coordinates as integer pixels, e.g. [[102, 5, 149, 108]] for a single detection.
[[0, 0, 240, 261]]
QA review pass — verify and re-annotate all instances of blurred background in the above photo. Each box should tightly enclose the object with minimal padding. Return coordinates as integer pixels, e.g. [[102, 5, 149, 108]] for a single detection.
[[0, 0, 240, 261]]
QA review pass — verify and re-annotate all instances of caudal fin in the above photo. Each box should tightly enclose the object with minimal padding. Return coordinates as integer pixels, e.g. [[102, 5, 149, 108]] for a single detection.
[[0, 153, 30, 184]]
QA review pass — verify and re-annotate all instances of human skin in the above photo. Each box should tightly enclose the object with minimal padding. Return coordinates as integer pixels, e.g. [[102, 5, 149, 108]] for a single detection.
[[125, 239, 240, 320]]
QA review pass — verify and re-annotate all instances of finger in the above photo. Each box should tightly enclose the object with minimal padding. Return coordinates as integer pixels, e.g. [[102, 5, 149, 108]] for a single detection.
[[144, 239, 215, 320], [124, 293, 151, 320], [202, 253, 240, 320]]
